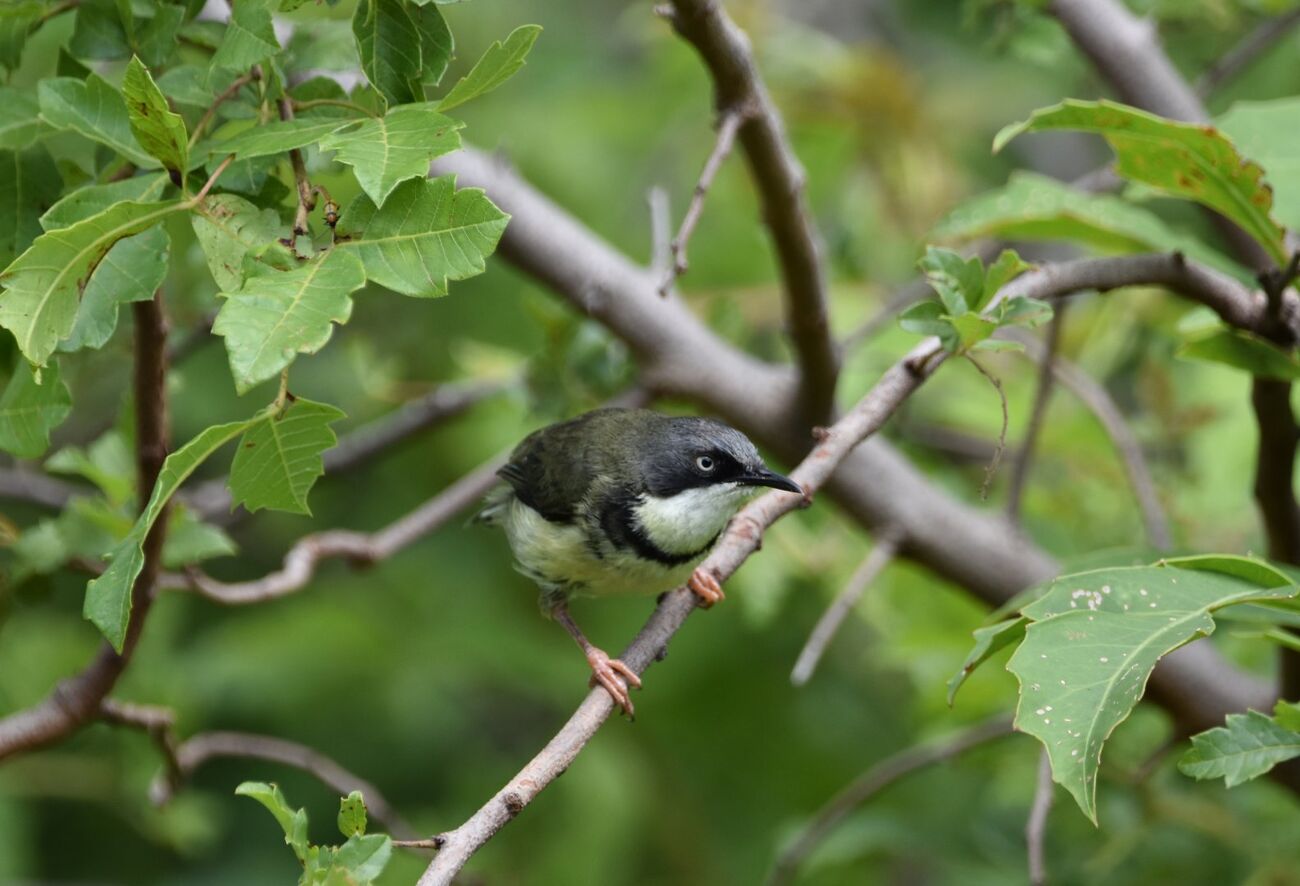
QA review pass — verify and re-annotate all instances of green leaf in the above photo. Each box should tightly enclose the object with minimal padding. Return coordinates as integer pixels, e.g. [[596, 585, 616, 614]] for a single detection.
[[38, 74, 158, 169], [1179, 709, 1300, 787], [134, 2, 186, 67], [919, 246, 983, 316], [213, 0, 280, 71], [413, 4, 453, 87], [337, 175, 509, 297], [1277, 700, 1300, 733], [0, 356, 71, 458], [994, 100, 1287, 265], [0, 88, 48, 150], [1178, 327, 1300, 381], [40, 173, 169, 231], [333, 833, 391, 882], [1, 147, 62, 270], [213, 249, 367, 393], [61, 225, 171, 353], [201, 117, 354, 161], [47, 431, 134, 505], [1007, 562, 1298, 823], [338, 791, 367, 837], [0, 199, 182, 366], [191, 193, 290, 291], [68, 0, 130, 60], [162, 507, 237, 568], [352, 0, 423, 108], [980, 249, 1031, 308], [0, 2, 43, 71], [898, 300, 956, 349], [85, 417, 258, 650], [1163, 553, 1295, 590], [947, 616, 1026, 706], [436, 24, 541, 113], [997, 296, 1053, 328], [1217, 98, 1300, 232], [948, 312, 997, 349], [235, 781, 310, 864], [122, 56, 189, 184], [230, 397, 344, 514], [318, 103, 463, 206]]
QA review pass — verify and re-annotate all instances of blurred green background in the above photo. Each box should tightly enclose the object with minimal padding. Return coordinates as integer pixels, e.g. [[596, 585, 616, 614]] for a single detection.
[[4, 0, 1300, 883]]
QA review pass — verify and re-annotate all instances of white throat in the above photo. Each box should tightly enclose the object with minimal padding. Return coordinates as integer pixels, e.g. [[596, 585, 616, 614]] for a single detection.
[[632, 484, 755, 556]]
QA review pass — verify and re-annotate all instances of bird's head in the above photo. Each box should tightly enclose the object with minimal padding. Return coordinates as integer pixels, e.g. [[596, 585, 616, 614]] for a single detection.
[[638, 416, 802, 499]]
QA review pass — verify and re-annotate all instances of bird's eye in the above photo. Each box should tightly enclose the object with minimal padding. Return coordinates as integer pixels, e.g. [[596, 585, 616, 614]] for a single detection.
[[695, 455, 715, 472]]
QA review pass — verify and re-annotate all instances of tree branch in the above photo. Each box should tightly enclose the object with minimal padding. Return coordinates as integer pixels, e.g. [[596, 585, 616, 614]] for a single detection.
[[171, 457, 505, 604], [766, 714, 1016, 886], [0, 292, 172, 761], [1195, 8, 1300, 98], [1026, 749, 1054, 886], [662, 0, 840, 424], [1006, 303, 1066, 524], [789, 528, 901, 687], [659, 107, 746, 296]]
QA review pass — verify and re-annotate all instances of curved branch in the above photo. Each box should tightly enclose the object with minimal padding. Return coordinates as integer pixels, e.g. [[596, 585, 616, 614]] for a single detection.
[[172, 458, 505, 604], [1195, 8, 1300, 98], [663, 0, 840, 424], [1006, 304, 1066, 524], [1026, 750, 1055, 886], [767, 715, 1016, 886]]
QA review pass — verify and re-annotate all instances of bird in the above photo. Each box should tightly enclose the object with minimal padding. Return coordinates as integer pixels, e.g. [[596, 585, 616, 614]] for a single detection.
[[477, 407, 803, 716]]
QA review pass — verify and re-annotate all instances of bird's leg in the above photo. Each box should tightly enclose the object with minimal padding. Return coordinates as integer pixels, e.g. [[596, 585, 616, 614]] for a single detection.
[[551, 601, 642, 717], [688, 567, 725, 608]]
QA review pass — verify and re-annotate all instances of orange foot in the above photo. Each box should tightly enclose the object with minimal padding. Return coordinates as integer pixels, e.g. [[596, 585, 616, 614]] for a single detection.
[[688, 567, 725, 608], [586, 647, 642, 717]]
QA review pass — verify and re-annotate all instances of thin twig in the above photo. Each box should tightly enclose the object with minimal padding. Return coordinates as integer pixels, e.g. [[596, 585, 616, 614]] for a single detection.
[[1026, 750, 1054, 886], [659, 107, 746, 297], [1006, 303, 1067, 524], [767, 715, 1016, 886], [1002, 328, 1172, 550], [151, 729, 418, 840], [170, 457, 505, 603], [188, 70, 260, 150], [965, 355, 1009, 501], [278, 97, 316, 240], [664, 0, 840, 423], [647, 186, 672, 280], [190, 154, 235, 204], [790, 529, 902, 686], [1195, 8, 1300, 98]]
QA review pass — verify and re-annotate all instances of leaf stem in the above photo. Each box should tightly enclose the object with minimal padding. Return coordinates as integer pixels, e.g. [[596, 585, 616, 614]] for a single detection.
[[188, 69, 261, 150], [188, 154, 236, 205]]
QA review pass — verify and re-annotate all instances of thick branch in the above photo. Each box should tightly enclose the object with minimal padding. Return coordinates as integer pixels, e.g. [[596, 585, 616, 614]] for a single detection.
[[767, 715, 1016, 886], [173, 458, 504, 604], [663, 0, 839, 424], [0, 294, 171, 760]]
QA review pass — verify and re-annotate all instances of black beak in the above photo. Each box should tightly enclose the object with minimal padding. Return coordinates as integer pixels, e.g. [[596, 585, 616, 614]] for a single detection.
[[739, 466, 802, 495]]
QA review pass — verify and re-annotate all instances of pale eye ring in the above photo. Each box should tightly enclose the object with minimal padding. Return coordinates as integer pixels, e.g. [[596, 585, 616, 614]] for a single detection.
[[696, 455, 715, 472]]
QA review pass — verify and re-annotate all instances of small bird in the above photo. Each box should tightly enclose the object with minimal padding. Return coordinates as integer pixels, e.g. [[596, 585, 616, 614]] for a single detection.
[[477, 407, 802, 715]]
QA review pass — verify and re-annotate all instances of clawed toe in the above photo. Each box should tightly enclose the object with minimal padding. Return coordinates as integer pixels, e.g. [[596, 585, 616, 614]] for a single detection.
[[688, 567, 725, 608], [586, 649, 641, 717]]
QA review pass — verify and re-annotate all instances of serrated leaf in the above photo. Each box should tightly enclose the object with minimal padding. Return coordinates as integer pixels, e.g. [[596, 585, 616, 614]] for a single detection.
[[932, 172, 1246, 282], [1178, 327, 1300, 381], [213, 249, 366, 393], [1, 147, 62, 270], [38, 74, 158, 169], [213, 0, 280, 70], [947, 616, 1026, 706], [1008, 562, 1298, 823], [134, 2, 186, 67], [980, 249, 1031, 308], [997, 296, 1053, 328], [68, 0, 130, 60], [436, 24, 540, 113], [191, 193, 289, 291], [337, 175, 508, 297], [338, 791, 367, 837], [919, 246, 982, 316], [122, 56, 188, 183], [994, 100, 1287, 265], [235, 781, 310, 864], [948, 312, 997, 348], [319, 103, 463, 206], [352, 0, 423, 107], [230, 397, 343, 514], [0, 356, 71, 458], [0, 88, 47, 150], [62, 225, 171, 353], [41, 173, 169, 231], [898, 300, 956, 349], [1217, 98, 1300, 232], [1179, 709, 1300, 787], [85, 417, 258, 650], [333, 833, 391, 882], [0, 199, 182, 366], [201, 117, 354, 161]]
